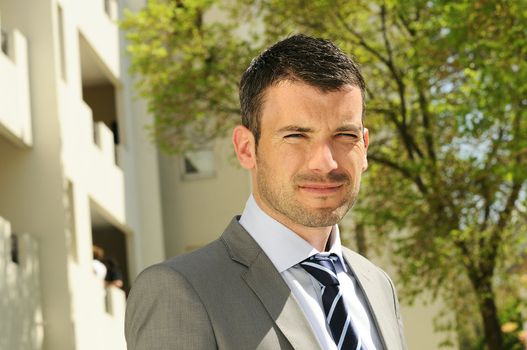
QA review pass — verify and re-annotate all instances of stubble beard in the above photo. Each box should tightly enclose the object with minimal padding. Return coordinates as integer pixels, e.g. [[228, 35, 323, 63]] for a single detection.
[[256, 157, 358, 228]]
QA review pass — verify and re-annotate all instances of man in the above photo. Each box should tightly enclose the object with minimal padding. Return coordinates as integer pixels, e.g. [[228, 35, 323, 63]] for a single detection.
[[125, 34, 407, 350]]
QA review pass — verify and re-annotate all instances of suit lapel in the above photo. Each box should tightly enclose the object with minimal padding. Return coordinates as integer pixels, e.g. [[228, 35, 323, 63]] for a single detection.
[[342, 249, 398, 350], [221, 218, 321, 350], [243, 252, 321, 350]]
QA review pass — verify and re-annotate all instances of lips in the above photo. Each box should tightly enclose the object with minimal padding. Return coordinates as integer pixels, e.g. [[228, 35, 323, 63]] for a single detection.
[[297, 183, 344, 195]]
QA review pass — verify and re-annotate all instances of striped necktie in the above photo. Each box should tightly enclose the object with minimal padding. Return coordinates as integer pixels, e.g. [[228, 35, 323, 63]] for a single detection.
[[301, 254, 364, 350]]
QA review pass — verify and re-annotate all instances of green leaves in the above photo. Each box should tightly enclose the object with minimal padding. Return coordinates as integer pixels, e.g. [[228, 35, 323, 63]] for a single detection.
[[121, 0, 255, 152]]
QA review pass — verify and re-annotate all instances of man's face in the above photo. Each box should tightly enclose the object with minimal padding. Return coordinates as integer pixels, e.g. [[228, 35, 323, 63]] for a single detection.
[[252, 80, 368, 228]]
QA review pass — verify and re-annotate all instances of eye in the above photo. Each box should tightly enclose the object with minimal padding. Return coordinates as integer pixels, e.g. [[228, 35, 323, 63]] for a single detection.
[[284, 133, 306, 139], [336, 133, 359, 140]]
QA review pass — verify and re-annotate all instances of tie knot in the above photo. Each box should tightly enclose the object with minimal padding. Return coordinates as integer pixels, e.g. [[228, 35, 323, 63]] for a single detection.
[[300, 253, 340, 287]]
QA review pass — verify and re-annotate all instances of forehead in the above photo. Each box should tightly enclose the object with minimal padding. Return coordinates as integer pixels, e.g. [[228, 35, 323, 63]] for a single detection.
[[260, 81, 363, 130]]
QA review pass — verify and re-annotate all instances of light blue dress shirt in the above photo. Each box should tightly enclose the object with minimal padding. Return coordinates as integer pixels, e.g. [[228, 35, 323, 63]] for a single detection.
[[239, 195, 382, 350]]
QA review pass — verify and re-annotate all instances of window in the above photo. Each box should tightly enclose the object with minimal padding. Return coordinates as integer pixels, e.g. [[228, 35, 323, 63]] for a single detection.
[[66, 182, 78, 261], [104, 0, 111, 17], [180, 149, 216, 180], [1, 28, 8, 56], [10, 233, 19, 264], [104, 0, 117, 21], [57, 5, 67, 80]]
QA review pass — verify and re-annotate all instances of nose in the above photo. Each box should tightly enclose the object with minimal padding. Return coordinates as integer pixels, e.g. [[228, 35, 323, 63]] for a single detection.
[[307, 142, 338, 173]]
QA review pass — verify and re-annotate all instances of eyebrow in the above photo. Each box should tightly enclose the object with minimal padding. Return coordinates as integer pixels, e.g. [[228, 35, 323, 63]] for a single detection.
[[335, 124, 363, 133], [277, 125, 314, 133], [276, 123, 362, 134]]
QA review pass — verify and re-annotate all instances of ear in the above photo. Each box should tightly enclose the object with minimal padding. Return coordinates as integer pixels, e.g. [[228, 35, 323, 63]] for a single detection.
[[232, 125, 256, 169], [362, 127, 369, 172]]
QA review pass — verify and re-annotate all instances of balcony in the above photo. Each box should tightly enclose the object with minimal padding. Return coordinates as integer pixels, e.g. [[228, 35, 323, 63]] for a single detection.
[[68, 261, 126, 350], [0, 28, 32, 147], [60, 85, 125, 226], [76, 0, 120, 80]]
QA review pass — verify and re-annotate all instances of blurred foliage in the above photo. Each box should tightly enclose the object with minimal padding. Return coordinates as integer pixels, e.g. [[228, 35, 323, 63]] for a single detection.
[[121, 0, 260, 152], [122, 0, 527, 348]]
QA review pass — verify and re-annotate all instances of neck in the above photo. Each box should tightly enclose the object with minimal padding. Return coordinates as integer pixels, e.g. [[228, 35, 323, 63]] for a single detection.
[[295, 226, 332, 252], [253, 194, 333, 252]]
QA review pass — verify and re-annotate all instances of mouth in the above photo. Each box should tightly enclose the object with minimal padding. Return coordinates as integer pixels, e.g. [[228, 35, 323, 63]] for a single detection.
[[297, 183, 345, 195]]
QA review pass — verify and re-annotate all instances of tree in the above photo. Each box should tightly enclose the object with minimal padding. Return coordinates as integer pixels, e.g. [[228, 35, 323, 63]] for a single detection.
[[121, 1, 527, 348]]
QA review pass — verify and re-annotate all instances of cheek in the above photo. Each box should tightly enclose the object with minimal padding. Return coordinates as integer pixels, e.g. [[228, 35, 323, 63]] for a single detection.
[[258, 147, 298, 175], [338, 150, 365, 173], [347, 142, 366, 158], [275, 146, 307, 168]]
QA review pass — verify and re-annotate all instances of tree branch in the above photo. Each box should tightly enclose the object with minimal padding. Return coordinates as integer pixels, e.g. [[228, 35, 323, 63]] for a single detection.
[[333, 11, 391, 66], [378, 5, 423, 161], [479, 127, 504, 232], [396, 13, 416, 37], [368, 153, 428, 195], [334, 6, 424, 163], [480, 111, 524, 277], [380, 4, 395, 70], [416, 83, 437, 162]]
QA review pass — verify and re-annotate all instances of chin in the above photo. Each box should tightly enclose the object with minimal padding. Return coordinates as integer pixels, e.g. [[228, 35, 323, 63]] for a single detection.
[[311, 205, 349, 217]]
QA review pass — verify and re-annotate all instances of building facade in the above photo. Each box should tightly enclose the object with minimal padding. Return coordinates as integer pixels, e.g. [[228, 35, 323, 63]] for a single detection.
[[0, 0, 167, 349]]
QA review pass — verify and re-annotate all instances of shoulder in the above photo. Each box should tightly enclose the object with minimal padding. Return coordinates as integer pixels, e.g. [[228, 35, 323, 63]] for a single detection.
[[125, 245, 222, 349], [165, 239, 227, 270], [131, 238, 227, 290]]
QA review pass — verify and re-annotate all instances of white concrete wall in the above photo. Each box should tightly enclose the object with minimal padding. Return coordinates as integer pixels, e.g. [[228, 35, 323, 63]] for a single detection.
[[0, 217, 43, 350], [401, 298, 449, 350], [159, 138, 251, 256]]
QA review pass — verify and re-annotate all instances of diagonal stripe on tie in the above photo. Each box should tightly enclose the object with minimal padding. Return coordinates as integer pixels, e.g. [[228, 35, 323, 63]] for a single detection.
[[326, 289, 342, 322], [300, 253, 364, 350], [337, 314, 352, 349]]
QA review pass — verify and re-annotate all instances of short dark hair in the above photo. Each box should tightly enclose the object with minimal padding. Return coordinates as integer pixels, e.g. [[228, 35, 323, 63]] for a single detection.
[[239, 34, 366, 144]]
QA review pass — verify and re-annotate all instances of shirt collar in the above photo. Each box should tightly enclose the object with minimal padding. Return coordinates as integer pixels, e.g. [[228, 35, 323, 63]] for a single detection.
[[238, 194, 347, 273]]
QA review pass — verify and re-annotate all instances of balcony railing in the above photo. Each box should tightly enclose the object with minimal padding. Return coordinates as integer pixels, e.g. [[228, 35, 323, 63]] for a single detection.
[[77, 0, 120, 79], [0, 28, 32, 147], [0, 216, 43, 350], [59, 90, 126, 226]]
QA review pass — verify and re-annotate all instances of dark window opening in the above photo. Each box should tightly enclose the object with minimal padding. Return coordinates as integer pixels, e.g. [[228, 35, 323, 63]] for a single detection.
[[1, 28, 8, 56], [57, 5, 67, 80], [104, 0, 117, 20], [104, 0, 111, 16], [90, 202, 130, 296], [184, 156, 199, 174], [10, 233, 19, 264], [181, 149, 216, 180]]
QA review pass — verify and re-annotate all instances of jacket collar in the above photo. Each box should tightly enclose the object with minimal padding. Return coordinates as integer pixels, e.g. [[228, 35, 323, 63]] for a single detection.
[[341, 247, 404, 350], [220, 217, 322, 350]]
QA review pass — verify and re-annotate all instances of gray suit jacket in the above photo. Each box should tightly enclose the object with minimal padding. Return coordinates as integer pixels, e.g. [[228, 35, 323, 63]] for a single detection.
[[125, 217, 407, 350]]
